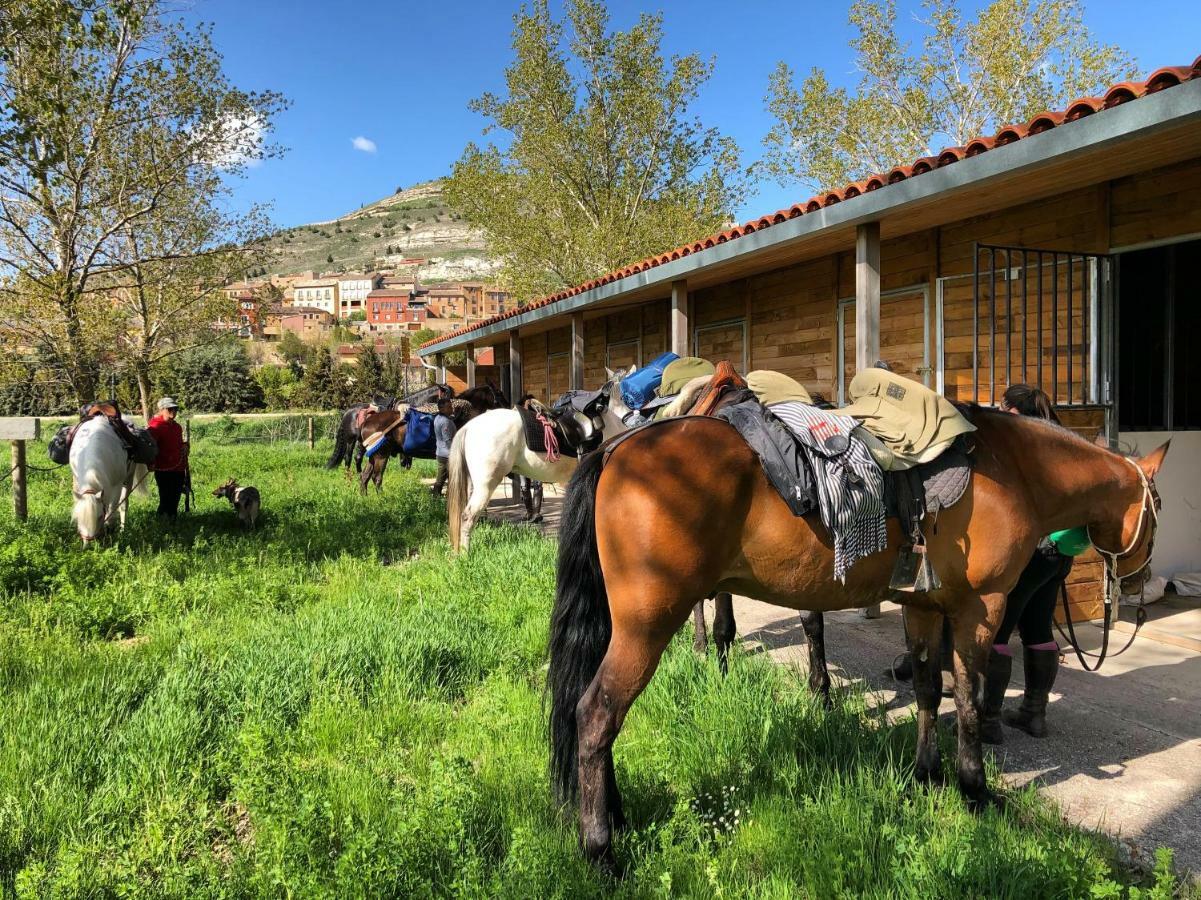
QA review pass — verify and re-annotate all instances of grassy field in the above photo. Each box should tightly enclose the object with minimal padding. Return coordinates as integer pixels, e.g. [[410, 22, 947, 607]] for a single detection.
[[0, 437, 1184, 897]]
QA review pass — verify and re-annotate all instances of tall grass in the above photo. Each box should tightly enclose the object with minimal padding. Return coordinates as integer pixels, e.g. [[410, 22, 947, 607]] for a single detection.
[[0, 441, 1185, 896]]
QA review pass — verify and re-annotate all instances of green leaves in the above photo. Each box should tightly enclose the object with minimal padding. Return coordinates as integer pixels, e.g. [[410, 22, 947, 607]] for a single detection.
[[446, 0, 748, 303], [758, 0, 1138, 191]]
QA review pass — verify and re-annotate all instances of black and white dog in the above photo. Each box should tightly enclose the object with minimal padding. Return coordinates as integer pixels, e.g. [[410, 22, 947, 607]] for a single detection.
[[213, 479, 261, 529]]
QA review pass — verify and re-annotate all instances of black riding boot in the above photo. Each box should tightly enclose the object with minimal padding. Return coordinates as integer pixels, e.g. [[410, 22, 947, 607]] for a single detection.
[[529, 481, 544, 523], [520, 482, 534, 520], [1003, 647, 1059, 738], [980, 649, 1013, 745]]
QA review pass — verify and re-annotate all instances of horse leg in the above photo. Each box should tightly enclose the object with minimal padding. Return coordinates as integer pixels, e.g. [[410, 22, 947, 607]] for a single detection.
[[577, 623, 674, 873], [949, 593, 1005, 810], [800, 611, 832, 708], [461, 470, 503, 554], [691, 600, 708, 654], [713, 592, 736, 675], [374, 456, 388, 494], [354, 442, 365, 475], [359, 458, 374, 496], [905, 605, 945, 786]]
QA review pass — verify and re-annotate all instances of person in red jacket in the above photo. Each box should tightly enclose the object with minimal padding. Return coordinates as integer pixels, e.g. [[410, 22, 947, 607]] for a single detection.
[[147, 397, 186, 518]]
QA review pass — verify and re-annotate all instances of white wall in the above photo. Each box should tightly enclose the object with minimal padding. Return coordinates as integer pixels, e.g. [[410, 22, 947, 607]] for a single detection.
[[1119, 430, 1201, 579]]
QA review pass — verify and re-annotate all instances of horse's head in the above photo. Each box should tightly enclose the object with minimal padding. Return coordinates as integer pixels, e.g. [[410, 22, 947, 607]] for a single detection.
[[1092, 442, 1170, 594], [592, 364, 639, 430], [72, 486, 105, 544]]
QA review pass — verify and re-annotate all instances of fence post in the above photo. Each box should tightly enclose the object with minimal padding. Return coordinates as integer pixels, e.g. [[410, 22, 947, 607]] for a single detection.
[[11, 439, 26, 522], [307, 416, 315, 449]]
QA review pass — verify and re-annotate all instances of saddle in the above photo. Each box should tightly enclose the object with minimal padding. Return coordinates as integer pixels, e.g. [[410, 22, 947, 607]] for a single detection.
[[517, 404, 595, 459], [49, 399, 156, 466]]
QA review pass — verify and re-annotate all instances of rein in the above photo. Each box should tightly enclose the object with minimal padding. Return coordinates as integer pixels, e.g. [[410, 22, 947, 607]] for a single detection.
[[1059, 459, 1157, 671]]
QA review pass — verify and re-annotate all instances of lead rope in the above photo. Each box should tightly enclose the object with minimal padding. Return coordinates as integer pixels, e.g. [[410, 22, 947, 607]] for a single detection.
[[537, 413, 560, 463]]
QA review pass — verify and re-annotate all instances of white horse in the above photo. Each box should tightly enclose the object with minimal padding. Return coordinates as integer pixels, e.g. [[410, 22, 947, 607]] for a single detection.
[[447, 369, 638, 553], [70, 417, 149, 543]]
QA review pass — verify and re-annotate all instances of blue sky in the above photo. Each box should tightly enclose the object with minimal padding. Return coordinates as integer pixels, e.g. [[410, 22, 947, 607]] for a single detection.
[[191, 0, 1199, 229]]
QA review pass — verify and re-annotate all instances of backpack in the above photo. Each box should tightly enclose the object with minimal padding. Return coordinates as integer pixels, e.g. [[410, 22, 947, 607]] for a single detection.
[[618, 351, 679, 411], [402, 408, 437, 458], [48, 425, 72, 465]]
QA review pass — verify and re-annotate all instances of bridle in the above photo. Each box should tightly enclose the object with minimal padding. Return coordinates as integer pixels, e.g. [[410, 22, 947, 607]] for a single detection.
[[1061, 457, 1160, 671], [1086, 457, 1160, 602]]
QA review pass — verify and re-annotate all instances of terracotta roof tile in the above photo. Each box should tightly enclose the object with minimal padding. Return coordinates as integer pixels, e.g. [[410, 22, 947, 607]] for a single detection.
[[423, 56, 1201, 349]]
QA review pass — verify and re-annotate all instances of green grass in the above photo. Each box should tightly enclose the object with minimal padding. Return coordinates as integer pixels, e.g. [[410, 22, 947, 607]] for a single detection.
[[0, 440, 1186, 897]]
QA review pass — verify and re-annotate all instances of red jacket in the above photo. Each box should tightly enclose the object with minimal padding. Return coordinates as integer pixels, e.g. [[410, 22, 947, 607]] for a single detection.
[[148, 414, 185, 471]]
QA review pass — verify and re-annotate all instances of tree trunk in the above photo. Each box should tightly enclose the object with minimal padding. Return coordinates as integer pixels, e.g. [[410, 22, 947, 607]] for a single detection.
[[135, 359, 153, 422], [61, 289, 99, 405]]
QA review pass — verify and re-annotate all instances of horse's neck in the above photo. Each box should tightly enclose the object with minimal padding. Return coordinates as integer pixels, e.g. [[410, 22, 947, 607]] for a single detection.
[[986, 415, 1136, 534]]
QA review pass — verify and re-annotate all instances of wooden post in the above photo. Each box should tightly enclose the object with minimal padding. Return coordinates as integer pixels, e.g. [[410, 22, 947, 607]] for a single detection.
[[856, 222, 882, 619], [0, 418, 39, 523], [509, 330, 523, 401], [570, 312, 585, 390], [465, 342, 477, 388], [435, 352, 446, 385], [11, 440, 26, 522], [670, 279, 689, 357], [307, 416, 315, 449], [855, 222, 881, 372]]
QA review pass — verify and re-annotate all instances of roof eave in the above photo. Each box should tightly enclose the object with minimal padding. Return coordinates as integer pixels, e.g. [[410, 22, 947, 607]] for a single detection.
[[420, 78, 1201, 357]]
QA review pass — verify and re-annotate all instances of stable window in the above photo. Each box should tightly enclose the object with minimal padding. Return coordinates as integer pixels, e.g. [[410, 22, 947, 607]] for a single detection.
[[1118, 239, 1201, 431]]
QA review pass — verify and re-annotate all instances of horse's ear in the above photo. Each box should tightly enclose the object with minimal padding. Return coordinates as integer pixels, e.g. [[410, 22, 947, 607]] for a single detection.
[[605, 367, 615, 381], [626, 364, 637, 377], [1137, 440, 1170, 479], [1093, 431, 1110, 449]]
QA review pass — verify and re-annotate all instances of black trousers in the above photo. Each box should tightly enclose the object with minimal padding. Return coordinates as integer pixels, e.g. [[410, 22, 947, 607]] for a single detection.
[[155, 471, 185, 518], [995, 545, 1074, 646], [431, 457, 450, 495]]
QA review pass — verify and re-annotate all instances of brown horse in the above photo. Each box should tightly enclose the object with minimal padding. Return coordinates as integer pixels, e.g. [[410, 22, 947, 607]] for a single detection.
[[548, 409, 1167, 870]]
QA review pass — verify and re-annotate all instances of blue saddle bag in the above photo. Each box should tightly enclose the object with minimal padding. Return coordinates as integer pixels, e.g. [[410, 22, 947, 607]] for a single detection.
[[402, 408, 437, 457], [619, 351, 679, 411]]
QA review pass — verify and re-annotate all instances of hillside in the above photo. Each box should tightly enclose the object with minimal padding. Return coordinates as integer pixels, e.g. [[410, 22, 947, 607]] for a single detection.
[[264, 180, 498, 283]]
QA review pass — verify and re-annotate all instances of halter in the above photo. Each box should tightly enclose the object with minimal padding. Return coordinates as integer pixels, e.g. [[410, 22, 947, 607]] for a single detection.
[[1086, 457, 1159, 608]]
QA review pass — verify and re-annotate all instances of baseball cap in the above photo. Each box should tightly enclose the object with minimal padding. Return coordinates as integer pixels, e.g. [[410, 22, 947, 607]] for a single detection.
[[157, 397, 179, 410]]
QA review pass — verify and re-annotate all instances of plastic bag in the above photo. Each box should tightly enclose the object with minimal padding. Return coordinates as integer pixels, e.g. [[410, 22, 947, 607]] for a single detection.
[[1121, 575, 1167, 606], [1170, 572, 1201, 597]]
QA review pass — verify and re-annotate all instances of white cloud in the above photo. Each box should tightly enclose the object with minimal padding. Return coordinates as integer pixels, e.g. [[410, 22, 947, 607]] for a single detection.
[[351, 136, 378, 154]]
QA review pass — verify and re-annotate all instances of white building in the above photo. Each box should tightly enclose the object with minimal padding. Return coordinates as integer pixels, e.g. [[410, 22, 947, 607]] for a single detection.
[[336, 272, 382, 320], [291, 278, 340, 315]]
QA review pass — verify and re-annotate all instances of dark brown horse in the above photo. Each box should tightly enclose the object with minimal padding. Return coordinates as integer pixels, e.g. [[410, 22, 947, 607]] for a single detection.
[[548, 409, 1167, 870], [358, 385, 505, 495]]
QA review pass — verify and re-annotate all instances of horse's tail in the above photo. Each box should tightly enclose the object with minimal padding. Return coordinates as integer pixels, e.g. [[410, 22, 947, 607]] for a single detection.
[[132, 464, 150, 496], [548, 449, 609, 804], [447, 426, 470, 552], [326, 421, 350, 469]]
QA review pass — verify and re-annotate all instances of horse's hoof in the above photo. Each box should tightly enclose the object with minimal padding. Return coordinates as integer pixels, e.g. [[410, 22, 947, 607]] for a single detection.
[[914, 761, 945, 787], [965, 788, 1005, 814]]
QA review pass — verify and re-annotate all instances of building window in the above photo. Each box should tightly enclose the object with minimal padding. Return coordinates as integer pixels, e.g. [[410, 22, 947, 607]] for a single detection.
[[1118, 238, 1201, 431]]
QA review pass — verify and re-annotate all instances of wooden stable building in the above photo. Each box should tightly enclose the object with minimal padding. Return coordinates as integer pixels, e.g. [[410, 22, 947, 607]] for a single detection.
[[422, 58, 1201, 612]]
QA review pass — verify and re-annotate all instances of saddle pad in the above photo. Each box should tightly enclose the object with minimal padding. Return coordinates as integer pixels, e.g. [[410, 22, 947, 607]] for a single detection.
[[884, 438, 973, 530]]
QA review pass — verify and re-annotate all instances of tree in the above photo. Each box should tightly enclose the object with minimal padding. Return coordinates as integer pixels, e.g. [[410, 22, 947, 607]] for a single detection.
[[757, 0, 1136, 191], [254, 363, 297, 410], [277, 329, 313, 376], [0, 0, 285, 403], [356, 344, 386, 396], [446, 0, 747, 302], [297, 346, 335, 409]]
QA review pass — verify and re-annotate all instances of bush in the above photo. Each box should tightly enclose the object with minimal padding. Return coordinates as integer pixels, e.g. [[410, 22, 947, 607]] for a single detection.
[[255, 365, 298, 410], [155, 339, 264, 413]]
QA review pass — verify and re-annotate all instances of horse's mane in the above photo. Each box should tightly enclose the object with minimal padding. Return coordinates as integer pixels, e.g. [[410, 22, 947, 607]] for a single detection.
[[959, 402, 1104, 454]]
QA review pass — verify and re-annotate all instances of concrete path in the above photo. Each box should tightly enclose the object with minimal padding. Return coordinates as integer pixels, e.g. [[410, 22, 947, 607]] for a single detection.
[[473, 488, 1201, 879]]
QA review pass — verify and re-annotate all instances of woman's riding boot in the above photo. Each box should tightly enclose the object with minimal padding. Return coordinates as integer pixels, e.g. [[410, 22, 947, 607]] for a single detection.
[[1003, 647, 1059, 738], [520, 482, 534, 520], [529, 481, 544, 523], [980, 649, 1013, 745]]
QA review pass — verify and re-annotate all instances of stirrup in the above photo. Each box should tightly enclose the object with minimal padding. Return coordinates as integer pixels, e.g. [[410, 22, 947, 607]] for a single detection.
[[889, 543, 941, 593]]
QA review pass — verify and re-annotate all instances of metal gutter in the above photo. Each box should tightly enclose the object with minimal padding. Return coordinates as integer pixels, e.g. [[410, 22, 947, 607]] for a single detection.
[[421, 79, 1201, 356]]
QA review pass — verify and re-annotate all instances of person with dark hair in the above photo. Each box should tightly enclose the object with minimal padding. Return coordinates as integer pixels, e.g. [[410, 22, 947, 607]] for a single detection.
[[980, 384, 1090, 743], [430, 397, 456, 497]]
